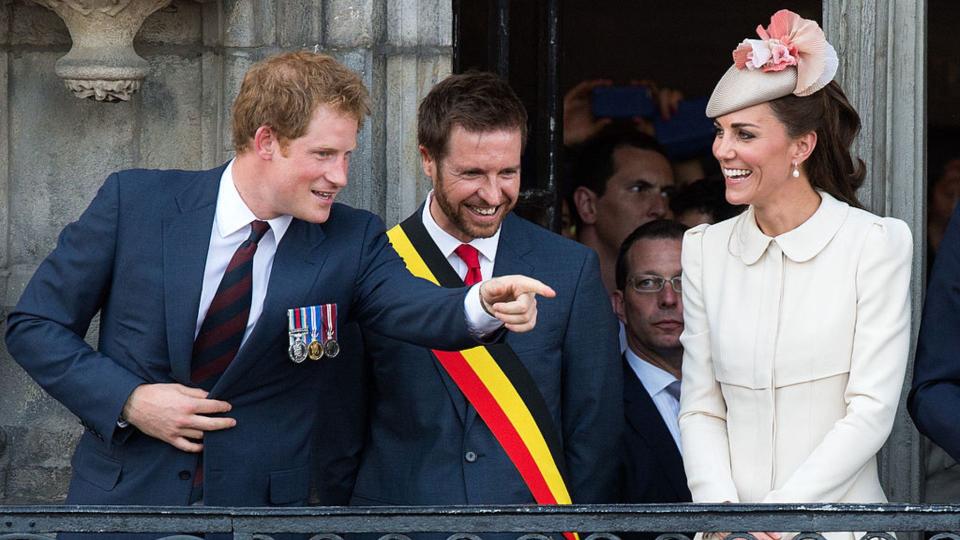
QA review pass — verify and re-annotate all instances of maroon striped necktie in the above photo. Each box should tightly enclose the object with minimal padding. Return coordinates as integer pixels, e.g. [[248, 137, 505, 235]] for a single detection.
[[191, 220, 271, 390]]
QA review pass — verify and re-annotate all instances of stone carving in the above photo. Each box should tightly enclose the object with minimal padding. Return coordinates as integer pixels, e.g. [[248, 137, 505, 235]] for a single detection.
[[30, 0, 173, 102]]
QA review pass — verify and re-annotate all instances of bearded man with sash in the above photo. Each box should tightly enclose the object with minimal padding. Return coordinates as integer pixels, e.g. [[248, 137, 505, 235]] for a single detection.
[[349, 72, 623, 526]]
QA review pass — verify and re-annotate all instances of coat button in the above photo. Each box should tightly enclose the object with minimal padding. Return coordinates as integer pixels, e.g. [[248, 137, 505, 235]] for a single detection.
[[178, 470, 191, 480], [464, 451, 477, 463]]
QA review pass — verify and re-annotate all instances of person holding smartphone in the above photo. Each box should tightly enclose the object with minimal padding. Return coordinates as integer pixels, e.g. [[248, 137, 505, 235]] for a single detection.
[[678, 10, 912, 540]]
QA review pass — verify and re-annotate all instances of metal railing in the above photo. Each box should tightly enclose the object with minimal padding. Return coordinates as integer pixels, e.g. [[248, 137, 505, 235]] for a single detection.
[[2, 504, 960, 540]]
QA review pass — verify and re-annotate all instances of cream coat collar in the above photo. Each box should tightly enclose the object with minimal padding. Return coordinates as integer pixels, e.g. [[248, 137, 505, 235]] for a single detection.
[[729, 191, 850, 265]]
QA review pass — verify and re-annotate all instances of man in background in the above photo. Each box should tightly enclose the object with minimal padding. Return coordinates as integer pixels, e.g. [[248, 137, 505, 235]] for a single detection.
[[612, 219, 691, 508], [569, 126, 675, 294]]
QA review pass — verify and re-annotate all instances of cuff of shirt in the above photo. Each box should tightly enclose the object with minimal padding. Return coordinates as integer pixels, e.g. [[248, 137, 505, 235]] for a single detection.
[[464, 282, 503, 338]]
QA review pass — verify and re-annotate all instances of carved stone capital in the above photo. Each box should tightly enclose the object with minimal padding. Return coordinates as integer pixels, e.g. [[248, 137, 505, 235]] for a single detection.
[[30, 0, 172, 102]]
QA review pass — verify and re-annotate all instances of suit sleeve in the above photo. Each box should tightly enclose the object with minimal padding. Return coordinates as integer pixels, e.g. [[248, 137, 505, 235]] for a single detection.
[[678, 224, 741, 503], [561, 249, 623, 503], [763, 218, 913, 502], [349, 213, 477, 351], [910, 203, 960, 461], [5, 173, 147, 443]]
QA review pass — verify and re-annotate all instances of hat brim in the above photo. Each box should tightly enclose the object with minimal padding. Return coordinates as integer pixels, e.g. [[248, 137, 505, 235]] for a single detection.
[[705, 64, 797, 118]]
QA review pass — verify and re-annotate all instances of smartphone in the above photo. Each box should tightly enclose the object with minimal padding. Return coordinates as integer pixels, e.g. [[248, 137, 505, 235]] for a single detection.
[[653, 97, 714, 160], [591, 86, 656, 119]]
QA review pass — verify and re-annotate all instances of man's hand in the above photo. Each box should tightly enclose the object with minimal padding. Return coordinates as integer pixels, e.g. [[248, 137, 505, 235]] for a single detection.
[[563, 79, 613, 146], [121, 383, 236, 453], [479, 275, 556, 333]]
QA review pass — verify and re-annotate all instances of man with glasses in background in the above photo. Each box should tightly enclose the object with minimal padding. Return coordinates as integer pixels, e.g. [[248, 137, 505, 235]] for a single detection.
[[611, 219, 691, 513]]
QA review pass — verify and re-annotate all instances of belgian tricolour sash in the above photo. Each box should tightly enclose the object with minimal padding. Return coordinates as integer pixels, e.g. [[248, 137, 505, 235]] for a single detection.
[[388, 214, 578, 540]]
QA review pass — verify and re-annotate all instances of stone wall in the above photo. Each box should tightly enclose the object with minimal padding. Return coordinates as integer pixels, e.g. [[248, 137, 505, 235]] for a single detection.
[[0, 0, 451, 503]]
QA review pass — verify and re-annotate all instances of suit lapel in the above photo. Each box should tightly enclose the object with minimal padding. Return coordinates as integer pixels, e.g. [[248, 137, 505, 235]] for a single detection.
[[464, 214, 533, 432], [623, 358, 689, 499], [163, 166, 223, 384], [211, 218, 329, 397]]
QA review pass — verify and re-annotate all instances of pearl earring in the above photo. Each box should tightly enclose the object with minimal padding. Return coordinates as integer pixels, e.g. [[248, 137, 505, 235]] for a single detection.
[[791, 162, 800, 178]]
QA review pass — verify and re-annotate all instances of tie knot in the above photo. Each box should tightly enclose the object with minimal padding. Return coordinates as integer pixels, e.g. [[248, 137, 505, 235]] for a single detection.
[[454, 243, 481, 269], [666, 380, 681, 401], [454, 244, 483, 286], [248, 220, 270, 244]]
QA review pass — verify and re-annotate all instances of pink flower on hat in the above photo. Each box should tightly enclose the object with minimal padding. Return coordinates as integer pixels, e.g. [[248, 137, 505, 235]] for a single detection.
[[730, 9, 838, 96], [733, 39, 797, 72]]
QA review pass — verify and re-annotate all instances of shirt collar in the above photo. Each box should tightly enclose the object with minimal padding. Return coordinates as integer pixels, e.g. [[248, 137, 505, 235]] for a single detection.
[[729, 190, 849, 265], [625, 348, 679, 399], [216, 160, 293, 241], [420, 190, 501, 263]]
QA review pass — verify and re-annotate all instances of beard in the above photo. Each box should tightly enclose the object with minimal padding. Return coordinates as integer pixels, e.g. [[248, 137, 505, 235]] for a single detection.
[[433, 166, 513, 240]]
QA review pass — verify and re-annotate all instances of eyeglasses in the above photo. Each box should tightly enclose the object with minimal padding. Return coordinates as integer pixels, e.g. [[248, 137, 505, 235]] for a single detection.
[[628, 274, 682, 294]]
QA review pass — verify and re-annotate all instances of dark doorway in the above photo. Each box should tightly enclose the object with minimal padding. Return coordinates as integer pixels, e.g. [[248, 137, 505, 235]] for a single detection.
[[454, 0, 822, 231]]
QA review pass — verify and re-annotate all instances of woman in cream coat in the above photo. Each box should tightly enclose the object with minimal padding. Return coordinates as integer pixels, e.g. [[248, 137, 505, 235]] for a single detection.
[[678, 10, 913, 538]]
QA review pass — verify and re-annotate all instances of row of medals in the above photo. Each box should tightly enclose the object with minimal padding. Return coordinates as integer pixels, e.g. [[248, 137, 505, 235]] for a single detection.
[[290, 332, 339, 363]]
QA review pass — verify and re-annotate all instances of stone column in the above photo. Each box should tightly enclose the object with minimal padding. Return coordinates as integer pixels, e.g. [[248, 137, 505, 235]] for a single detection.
[[0, 1, 10, 500], [823, 0, 926, 506], [382, 0, 452, 225]]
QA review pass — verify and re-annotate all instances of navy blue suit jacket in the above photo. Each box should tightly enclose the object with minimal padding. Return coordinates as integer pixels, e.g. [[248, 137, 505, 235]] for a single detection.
[[620, 358, 690, 503], [5, 165, 478, 515], [910, 202, 960, 461], [350, 211, 622, 507], [620, 358, 690, 540]]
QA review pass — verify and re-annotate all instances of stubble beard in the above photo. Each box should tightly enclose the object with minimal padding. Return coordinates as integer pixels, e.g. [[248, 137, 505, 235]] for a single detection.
[[434, 168, 502, 240]]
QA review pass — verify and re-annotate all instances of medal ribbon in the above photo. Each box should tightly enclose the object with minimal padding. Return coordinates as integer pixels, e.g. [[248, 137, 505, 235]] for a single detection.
[[310, 305, 320, 344], [387, 216, 578, 540], [324, 303, 337, 343]]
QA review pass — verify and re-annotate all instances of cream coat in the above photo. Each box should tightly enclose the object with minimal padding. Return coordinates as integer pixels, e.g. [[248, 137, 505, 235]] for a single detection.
[[678, 192, 912, 511]]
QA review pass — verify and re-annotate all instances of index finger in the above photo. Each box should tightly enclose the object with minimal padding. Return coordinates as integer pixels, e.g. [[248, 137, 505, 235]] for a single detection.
[[512, 276, 556, 299]]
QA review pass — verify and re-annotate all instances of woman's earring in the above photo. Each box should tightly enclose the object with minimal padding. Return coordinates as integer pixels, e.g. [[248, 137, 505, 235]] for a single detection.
[[791, 162, 800, 178]]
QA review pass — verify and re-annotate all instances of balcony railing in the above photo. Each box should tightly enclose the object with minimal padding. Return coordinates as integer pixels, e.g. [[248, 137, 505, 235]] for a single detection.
[[2, 504, 960, 540]]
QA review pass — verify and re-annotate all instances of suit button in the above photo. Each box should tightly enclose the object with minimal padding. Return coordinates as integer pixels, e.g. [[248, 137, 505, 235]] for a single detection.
[[178, 470, 191, 480], [464, 451, 477, 463]]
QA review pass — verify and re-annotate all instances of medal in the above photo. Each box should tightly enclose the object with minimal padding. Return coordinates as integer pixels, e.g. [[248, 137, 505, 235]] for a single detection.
[[288, 339, 308, 363], [322, 303, 340, 358], [287, 307, 309, 363], [308, 340, 325, 361], [307, 305, 324, 361], [323, 339, 340, 358]]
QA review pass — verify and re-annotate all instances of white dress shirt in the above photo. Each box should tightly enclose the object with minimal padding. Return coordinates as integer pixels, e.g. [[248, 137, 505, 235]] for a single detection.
[[195, 161, 292, 342], [625, 347, 682, 451], [421, 191, 502, 336]]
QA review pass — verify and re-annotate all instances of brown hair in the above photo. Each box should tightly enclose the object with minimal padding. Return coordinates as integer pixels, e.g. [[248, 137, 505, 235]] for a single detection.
[[767, 81, 865, 208], [417, 71, 528, 161], [232, 51, 371, 153]]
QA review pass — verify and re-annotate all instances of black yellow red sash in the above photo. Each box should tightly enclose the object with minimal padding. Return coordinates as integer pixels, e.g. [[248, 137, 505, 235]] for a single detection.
[[388, 213, 577, 540]]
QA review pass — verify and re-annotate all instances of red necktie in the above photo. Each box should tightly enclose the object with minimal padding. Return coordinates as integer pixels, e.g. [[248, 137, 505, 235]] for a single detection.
[[191, 220, 270, 389], [454, 243, 483, 286]]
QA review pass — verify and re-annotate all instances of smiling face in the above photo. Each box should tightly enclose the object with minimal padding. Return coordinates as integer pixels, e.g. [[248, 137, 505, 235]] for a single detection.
[[613, 237, 684, 372], [254, 104, 358, 223], [423, 126, 522, 242], [593, 146, 674, 253], [713, 102, 804, 208]]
